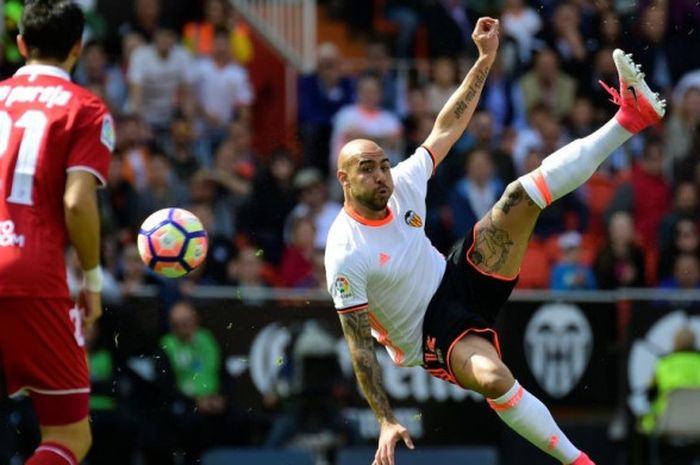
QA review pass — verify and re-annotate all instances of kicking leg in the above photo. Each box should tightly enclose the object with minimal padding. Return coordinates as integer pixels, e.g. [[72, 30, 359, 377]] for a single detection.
[[470, 49, 666, 278], [450, 335, 593, 465]]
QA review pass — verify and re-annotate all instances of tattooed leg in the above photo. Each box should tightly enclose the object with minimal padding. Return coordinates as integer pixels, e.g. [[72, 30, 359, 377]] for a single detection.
[[469, 181, 541, 278]]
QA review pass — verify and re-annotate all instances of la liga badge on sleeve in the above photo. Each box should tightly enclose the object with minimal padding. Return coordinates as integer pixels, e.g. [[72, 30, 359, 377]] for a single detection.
[[100, 114, 115, 151], [334, 275, 353, 299]]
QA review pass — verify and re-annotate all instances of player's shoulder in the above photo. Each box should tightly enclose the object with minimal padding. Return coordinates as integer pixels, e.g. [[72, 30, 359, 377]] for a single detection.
[[68, 83, 109, 111], [325, 212, 365, 262]]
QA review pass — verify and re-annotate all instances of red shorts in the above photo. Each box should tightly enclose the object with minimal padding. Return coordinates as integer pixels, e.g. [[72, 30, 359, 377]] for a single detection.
[[0, 297, 90, 425]]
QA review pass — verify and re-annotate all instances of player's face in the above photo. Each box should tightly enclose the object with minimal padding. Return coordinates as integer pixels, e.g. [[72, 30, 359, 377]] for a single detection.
[[347, 153, 394, 211]]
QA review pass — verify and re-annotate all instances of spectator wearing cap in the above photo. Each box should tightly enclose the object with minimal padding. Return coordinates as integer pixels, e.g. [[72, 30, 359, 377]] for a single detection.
[[550, 231, 597, 290], [298, 42, 355, 175], [128, 22, 194, 140], [284, 168, 341, 250]]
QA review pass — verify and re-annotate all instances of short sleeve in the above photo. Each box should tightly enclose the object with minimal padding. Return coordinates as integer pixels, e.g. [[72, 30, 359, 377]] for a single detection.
[[177, 48, 195, 84], [390, 146, 435, 199], [66, 101, 114, 186], [234, 68, 254, 106], [325, 248, 368, 314], [127, 47, 145, 85]]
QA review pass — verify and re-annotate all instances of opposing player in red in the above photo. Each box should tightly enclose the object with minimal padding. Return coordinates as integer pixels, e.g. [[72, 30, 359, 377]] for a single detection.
[[0, 2, 113, 464]]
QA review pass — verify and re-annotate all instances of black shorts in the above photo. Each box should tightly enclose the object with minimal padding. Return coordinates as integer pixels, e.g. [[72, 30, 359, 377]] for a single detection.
[[422, 227, 518, 387]]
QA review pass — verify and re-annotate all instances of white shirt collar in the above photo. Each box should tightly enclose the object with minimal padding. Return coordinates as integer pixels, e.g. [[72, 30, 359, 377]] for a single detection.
[[14, 64, 71, 82]]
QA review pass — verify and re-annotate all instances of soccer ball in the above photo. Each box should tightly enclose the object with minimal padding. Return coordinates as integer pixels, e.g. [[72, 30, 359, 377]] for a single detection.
[[137, 208, 208, 278]]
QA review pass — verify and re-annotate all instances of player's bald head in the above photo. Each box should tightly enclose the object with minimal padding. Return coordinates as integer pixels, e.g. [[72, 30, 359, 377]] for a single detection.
[[338, 139, 384, 171]]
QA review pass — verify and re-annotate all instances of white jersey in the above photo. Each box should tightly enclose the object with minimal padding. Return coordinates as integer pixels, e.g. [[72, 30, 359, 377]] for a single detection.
[[325, 147, 446, 366]]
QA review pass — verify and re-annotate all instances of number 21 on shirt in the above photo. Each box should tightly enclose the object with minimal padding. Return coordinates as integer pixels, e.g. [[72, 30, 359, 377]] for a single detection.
[[0, 109, 48, 206]]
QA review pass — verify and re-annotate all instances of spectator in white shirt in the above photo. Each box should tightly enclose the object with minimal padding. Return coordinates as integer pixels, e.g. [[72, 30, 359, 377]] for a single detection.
[[192, 27, 254, 158], [128, 23, 193, 139], [501, 0, 542, 66], [330, 74, 402, 172]]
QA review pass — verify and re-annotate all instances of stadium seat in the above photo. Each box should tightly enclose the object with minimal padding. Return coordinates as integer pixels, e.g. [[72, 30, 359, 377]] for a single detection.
[[650, 389, 700, 465], [337, 446, 499, 465], [201, 448, 315, 465], [517, 241, 550, 289], [585, 172, 621, 238], [655, 389, 700, 439]]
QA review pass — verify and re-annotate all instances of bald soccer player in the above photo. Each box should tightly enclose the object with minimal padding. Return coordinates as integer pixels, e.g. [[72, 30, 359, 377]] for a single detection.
[[325, 17, 666, 465]]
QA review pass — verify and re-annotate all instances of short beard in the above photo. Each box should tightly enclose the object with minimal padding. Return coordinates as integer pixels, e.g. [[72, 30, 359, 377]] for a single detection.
[[354, 190, 389, 212]]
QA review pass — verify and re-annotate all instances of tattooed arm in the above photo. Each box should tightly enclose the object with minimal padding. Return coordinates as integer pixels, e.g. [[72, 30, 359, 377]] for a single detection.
[[339, 309, 414, 465], [423, 17, 500, 165], [339, 309, 395, 423]]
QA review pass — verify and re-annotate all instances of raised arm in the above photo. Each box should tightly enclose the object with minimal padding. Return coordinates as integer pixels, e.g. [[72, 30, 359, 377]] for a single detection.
[[423, 17, 500, 166], [339, 309, 414, 465]]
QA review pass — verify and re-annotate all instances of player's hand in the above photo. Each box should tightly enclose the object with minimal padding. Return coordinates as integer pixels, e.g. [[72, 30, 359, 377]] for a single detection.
[[472, 17, 500, 58], [372, 420, 414, 465], [79, 289, 103, 328]]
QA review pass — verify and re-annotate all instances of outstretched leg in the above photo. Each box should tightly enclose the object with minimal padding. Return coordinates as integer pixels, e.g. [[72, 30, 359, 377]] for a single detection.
[[450, 335, 592, 465], [459, 49, 666, 465], [470, 49, 666, 279]]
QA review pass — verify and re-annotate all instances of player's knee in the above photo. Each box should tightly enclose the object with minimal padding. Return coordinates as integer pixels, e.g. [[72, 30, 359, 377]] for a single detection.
[[473, 358, 515, 399], [502, 181, 527, 204]]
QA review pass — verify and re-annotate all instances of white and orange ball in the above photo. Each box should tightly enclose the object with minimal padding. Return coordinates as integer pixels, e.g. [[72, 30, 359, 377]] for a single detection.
[[137, 208, 208, 278]]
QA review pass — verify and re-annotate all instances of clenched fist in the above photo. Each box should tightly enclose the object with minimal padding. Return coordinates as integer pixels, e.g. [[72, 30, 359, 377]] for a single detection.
[[472, 17, 500, 58]]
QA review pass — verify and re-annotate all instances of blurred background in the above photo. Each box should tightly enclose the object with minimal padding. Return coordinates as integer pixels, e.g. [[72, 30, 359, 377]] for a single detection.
[[1, 0, 700, 464]]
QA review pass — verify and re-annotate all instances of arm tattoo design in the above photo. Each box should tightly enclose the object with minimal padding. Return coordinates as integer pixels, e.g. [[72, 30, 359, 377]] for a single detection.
[[454, 100, 468, 119], [469, 211, 515, 273], [339, 310, 395, 423], [495, 183, 534, 215], [452, 66, 490, 120]]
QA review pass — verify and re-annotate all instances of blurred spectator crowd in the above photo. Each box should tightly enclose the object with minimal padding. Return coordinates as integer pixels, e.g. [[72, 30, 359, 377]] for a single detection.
[[0, 0, 697, 298], [1, 0, 700, 462]]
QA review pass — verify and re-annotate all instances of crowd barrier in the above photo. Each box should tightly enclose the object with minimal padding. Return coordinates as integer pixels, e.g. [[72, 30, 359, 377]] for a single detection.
[[106, 287, 700, 449]]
